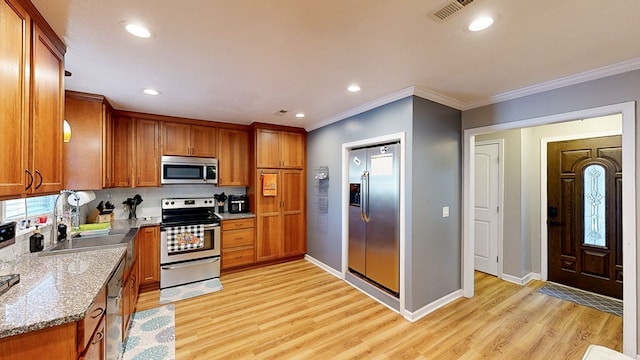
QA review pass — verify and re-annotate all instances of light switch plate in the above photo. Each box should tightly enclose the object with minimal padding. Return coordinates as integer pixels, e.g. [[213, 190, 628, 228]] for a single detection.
[[442, 206, 450, 217]]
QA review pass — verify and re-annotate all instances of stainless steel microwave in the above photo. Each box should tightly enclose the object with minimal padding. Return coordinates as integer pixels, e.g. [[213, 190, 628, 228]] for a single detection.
[[161, 156, 218, 185]]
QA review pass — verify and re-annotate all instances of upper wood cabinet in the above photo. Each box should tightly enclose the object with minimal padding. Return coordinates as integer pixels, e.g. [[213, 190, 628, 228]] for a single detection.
[[63, 91, 114, 190], [0, 0, 30, 198], [134, 119, 160, 187], [256, 129, 305, 169], [218, 128, 249, 186], [0, 0, 65, 199], [162, 122, 217, 157], [112, 116, 133, 187]]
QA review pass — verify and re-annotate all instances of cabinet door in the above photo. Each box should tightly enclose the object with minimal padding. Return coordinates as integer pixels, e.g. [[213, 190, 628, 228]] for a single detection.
[[122, 273, 131, 342], [112, 116, 132, 187], [280, 132, 305, 169], [161, 122, 190, 156], [0, 0, 30, 198], [282, 170, 306, 256], [256, 129, 280, 168], [218, 129, 249, 186], [190, 125, 217, 157], [103, 106, 113, 188], [134, 119, 160, 187], [30, 24, 64, 194], [138, 226, 160, 284], [256, 170, 283, 261], [79, 315, 105, 360], [63, 96, 104, 190]]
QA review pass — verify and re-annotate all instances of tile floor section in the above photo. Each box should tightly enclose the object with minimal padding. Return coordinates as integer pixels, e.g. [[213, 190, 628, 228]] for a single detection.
[[538, 282, 622, 317]]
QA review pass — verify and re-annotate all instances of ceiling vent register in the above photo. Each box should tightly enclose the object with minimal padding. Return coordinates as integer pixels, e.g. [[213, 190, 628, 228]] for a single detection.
[[428, 0, 476, 22]]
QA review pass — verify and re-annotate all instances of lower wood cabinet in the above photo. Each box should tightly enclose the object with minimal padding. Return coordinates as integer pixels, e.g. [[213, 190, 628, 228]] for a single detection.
[[221, 218, 255, 270], [138, 226, 160, 290], [79, 315, 105, 360], [122, 261, 139, 342]]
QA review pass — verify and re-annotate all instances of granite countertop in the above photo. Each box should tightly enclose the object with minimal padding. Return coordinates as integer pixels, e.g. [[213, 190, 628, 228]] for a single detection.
[[0, 247, 125, 339], [217, 213, 256, 220]]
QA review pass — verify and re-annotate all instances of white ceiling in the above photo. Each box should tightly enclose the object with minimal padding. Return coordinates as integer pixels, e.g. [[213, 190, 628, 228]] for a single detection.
[[32, 0, 640, 130]]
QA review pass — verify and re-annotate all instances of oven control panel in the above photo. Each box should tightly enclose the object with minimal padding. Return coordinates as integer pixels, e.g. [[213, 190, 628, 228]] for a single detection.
[[162, 198, 215, 209]]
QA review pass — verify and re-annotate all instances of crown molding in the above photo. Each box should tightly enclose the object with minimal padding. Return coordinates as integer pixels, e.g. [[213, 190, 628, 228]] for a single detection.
[[307, 57, 640, 132], [463, 57, 640, 110]]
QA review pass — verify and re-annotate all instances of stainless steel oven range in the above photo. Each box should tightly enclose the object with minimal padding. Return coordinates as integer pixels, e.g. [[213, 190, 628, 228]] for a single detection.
[[160, 198, 221, 289]]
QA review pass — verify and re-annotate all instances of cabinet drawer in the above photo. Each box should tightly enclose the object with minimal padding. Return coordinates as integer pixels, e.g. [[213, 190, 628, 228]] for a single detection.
[[77, 285, 107, 353], [222, 228, 255, 248], [222, 247, 255, 269], [221, 218, 255, 231]]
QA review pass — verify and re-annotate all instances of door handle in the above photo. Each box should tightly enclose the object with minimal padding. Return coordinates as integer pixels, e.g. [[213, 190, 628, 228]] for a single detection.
[[547, 220, 563, 226], [35, 169, 43, 189], [25, 169, 34, 190], [161, 257, 219, 270], [361, 171, 370, 223]]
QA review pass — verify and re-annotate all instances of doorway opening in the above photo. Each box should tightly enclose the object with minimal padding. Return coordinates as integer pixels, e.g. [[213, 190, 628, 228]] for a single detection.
[[463, 102, 636, 356]]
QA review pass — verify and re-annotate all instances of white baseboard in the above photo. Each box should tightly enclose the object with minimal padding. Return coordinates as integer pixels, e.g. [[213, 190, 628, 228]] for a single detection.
[[502, 272, 541, 285], [304, 254, 343, 279], [404, 289, 464, 322]]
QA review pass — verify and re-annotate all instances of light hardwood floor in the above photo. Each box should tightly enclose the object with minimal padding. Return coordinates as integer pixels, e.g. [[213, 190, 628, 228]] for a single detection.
[[136, 260, 622, 359]]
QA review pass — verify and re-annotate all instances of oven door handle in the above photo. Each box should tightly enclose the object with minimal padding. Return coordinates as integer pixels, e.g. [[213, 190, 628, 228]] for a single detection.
[[161, 257, 219, 270]]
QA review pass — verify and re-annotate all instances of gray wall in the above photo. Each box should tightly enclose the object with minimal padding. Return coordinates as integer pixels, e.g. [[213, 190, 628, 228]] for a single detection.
[[306, 95, 461, 312], [462, 69, 640, 350]]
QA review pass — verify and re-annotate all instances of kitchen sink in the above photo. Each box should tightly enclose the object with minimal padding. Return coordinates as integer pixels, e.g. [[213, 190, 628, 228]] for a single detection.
[[41, 228, 137, 255]]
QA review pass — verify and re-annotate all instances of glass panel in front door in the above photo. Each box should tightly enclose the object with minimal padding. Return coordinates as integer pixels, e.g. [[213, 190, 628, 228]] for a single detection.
[[583, 164, 606, 247]]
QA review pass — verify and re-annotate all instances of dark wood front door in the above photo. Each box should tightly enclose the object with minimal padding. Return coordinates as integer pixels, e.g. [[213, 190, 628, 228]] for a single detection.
[[547, 135, 622, 299]]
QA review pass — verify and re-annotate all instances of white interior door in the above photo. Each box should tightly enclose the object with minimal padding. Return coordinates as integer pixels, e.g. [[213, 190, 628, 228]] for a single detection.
[[474, 142, 500, 276]]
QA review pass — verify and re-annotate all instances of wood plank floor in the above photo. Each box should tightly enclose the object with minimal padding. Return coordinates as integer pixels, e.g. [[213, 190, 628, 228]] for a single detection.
[[136, 260, 622, 359]]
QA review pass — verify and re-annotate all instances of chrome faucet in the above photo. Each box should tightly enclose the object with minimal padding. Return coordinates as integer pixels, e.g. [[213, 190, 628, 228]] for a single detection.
[[52, 189, 80, 243]]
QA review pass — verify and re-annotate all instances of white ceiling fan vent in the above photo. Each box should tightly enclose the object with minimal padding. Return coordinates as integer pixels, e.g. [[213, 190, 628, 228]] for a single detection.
[[428, 0, 476, 22]]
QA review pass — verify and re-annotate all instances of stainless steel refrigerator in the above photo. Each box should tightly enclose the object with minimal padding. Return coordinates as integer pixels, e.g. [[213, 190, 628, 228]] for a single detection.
[[348, 143, 400, 295]]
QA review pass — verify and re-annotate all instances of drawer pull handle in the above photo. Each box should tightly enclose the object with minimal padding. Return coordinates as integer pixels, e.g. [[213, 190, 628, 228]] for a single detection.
[[92, 329, 104, 345], [91, 307, 104, 318]]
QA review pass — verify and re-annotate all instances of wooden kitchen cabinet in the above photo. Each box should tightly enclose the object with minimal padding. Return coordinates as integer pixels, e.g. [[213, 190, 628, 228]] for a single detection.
[[63, 91, 114, 190], [162, 122, 217, 157], [255, 169, 306, 262], [256, 128, 305, 169], [79, 315, 105, 360], [134, 119, 160, 187], [221, 218, 255, 269], [112, 116, 133, 187], [138, 226, 160, 290], [0, 0, 65, 199], [218, 128, 249, 186]]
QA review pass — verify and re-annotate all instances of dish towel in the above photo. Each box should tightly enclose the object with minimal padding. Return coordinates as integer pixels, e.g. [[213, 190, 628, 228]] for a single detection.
[[263, 173, 277, 196], [166, 224, 204, 253]]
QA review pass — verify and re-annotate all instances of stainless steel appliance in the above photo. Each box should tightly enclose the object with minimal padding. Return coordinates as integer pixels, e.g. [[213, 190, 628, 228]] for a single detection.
[[228, 194, 249, 213], [348, 143, 400, 296], [160, 198, 221, 289], [161, 156, 218, 185], [0, 222, 16, 250], [106, 257, 124, 360]]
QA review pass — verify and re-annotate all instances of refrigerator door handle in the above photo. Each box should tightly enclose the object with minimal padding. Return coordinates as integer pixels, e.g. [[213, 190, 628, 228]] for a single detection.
[[361, 171, 370, 223]]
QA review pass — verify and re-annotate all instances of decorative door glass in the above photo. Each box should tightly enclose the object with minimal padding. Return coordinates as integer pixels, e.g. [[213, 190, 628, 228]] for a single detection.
[[583, 164, 606, 246]]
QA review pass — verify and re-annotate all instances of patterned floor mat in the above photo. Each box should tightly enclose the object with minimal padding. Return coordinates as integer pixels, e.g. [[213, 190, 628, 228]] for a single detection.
[[122, 304, 175, 360], [159, 278, 223, 304], [538, 282, 622, 317]]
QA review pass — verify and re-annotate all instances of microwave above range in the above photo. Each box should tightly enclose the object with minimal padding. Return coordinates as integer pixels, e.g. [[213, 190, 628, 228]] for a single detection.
[[161, 156, 217, 185]]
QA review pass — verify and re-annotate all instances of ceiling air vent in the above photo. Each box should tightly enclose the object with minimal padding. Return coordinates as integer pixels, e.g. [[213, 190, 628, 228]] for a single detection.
[[427, 0, 476, 22]]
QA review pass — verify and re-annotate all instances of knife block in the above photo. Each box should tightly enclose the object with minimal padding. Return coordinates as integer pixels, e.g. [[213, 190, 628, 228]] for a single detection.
[[87, 209, 114, 224]]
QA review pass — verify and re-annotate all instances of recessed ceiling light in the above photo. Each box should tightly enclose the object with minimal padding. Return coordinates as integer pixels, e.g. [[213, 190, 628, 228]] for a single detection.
[[122, 22, 153, 38], [467, 16, 495, 32], [143, 88, 160, 96], [347, 84, 361, 92], [295, 113, 305, 118]]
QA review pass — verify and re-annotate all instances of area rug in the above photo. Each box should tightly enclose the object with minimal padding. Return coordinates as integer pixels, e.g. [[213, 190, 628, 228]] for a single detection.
[[159, 277, 223, 304], [538, 282, 622, 317], [122, 304, 175, 360]]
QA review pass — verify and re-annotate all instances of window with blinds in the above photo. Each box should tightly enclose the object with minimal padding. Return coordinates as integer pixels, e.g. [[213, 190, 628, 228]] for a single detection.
[[2, 195, 57, 222]]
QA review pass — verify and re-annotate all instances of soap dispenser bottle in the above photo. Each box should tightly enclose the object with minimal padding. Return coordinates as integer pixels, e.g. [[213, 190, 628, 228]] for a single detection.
[[30, 225, 44, 253]]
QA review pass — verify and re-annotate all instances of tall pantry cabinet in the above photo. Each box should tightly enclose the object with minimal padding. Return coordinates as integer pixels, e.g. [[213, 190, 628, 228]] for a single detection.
[[250, 125, 307, 263], [0, 0, 65, 199]]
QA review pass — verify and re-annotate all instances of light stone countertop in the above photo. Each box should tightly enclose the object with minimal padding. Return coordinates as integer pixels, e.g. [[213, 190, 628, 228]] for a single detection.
[[217, 212, 256, 221], [0, 247, 126, 339]]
